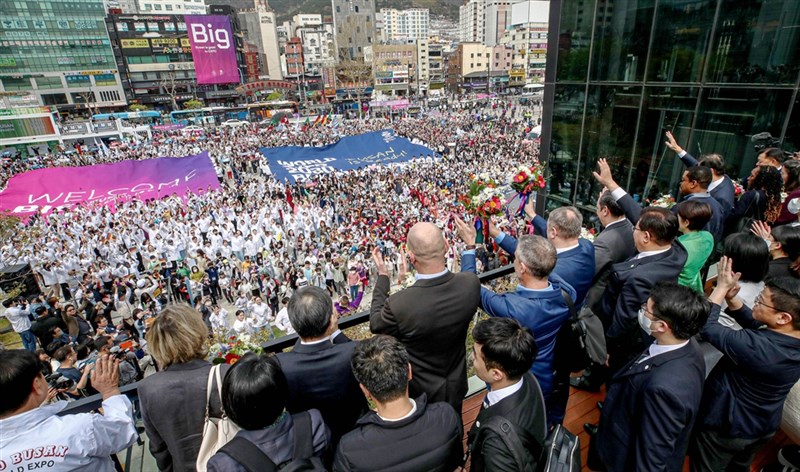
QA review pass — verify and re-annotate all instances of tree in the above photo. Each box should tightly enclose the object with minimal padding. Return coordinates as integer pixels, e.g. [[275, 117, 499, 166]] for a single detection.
[[129, 104, 150, 112], [336, 58, 372, 117], [76, 91, 98, 115], [183, 99, 204, 110], [161, 69, 180, 111], [266, 91, 283, 101]]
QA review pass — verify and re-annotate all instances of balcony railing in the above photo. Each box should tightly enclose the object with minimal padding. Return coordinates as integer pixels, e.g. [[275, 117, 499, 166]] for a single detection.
[[57, 263, 515, 470]]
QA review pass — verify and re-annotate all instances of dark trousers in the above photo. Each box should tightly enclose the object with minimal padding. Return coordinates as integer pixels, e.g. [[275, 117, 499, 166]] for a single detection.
[[690, 429, 774, 472]]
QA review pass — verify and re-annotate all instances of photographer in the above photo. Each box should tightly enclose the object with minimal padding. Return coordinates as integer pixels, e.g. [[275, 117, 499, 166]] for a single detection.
[[0, 350, 138, 470], [53, 345, 92, 397]]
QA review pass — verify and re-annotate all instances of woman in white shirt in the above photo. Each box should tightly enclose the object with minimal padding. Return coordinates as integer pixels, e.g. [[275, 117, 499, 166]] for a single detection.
[[232, 310, 254, 336]]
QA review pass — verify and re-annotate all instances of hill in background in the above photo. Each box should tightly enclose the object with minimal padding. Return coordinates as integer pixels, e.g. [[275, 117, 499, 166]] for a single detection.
[[271, 0, 461, 24]]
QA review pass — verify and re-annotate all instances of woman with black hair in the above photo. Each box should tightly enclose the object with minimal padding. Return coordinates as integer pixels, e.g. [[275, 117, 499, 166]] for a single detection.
[[206, 353, 329, 471], [752, 220, 800, 280], [776, 160, 800, 226], [720, 233, 771, 328], [677, 200, 715, 293], [731, 165, 784, 225]]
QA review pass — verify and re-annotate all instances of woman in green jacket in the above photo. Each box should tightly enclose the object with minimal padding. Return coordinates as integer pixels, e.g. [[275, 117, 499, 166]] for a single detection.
[[677, 200, 715, 293]]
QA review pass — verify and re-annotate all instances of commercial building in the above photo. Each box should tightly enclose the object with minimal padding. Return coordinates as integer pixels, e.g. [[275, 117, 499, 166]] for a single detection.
[[379, 8, 429, 42], [483, 0, 512, 47], [332, 0, 377, 60], [499, 1, 549, 83], [138, 0, 206, 14], [371, 43, 417, 97], [446, 42, 512, 92], [540, 0, 800, 214], [0, 0, 127, 114], [106, 11, 244, 109]]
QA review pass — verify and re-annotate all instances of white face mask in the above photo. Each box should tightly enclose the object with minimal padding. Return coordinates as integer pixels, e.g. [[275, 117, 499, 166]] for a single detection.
[[638, 306, 654, 334]]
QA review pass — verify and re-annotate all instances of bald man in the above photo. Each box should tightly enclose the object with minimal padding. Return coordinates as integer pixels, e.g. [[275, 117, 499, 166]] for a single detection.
[[370, 222, 481, 414]]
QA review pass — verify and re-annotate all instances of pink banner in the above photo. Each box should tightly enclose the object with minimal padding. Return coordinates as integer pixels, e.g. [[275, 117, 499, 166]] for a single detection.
[[0, 152, 220, 218], [185, 15, 240, 85]]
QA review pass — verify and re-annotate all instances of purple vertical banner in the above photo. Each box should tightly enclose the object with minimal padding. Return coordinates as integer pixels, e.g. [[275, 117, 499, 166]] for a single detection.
[[185, 15, 240, 85]]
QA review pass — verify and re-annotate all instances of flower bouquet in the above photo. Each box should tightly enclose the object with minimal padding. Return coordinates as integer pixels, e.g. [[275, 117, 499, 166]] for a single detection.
[[459, 174, 506, 242], [733, 181, 744, 197], [650, 194, 677, 209], [508, 163, 546, 217], [580, 227, 596, 242], [209, 334, 263, 365]]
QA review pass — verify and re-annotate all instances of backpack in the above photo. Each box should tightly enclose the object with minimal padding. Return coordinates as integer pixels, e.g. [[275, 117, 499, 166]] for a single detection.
[[217, 411, 326, 472], [555, 289, 607, 373], [469, 415, 581, 472]]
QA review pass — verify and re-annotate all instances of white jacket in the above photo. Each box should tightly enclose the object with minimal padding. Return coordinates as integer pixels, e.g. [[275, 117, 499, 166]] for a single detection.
[[0, 395, 137, 471]]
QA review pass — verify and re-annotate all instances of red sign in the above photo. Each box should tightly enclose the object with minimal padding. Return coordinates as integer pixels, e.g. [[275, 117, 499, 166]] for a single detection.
[[235, 80, 297, 93], [244, 51, 259, 82]]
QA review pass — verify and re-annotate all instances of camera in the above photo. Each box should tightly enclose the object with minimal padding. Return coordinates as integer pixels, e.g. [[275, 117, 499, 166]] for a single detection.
[[752, 132, 782, 154], [45, 372, 75, 390]]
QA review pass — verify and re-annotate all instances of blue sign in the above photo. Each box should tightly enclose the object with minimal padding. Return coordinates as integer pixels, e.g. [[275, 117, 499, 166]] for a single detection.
[[260, 129, 437, 182]]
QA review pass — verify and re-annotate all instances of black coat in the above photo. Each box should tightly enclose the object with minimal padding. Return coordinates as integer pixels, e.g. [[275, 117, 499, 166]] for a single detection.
[[275, 334, 368, 445], [468, 373, 548, 472], [333, 395, 463, 472], [139, 359, 230, 472], [595, 338, 706, 471], [370, 272, 480, 413], [680, 152, 736, 219]]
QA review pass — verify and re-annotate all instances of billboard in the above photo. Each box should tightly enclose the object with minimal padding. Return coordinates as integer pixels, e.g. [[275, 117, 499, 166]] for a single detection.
[[184, 15, 239, 85], [0, 117, 57, 140]]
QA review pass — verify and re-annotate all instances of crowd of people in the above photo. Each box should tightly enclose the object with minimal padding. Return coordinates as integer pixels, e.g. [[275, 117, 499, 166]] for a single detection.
[[2, 97, 800, 472]]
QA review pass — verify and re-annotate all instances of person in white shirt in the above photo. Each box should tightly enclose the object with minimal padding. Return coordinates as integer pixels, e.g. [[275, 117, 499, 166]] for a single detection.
[[0, 350, 137, 471], [248, 297, 272, 332], [2, 298, 36, 352], [209, 305, 230, 335], [274, 297, 295, 335], [232, 310, 254, 336]]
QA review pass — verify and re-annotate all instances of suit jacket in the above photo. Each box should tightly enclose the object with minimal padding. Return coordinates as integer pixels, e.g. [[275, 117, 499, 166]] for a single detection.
[[498, 230, 595, 306], [468, 373, 548, 472], [596, 338, 705, 472], [597, 242, 688, 353], [139, 359, 230, 472], [333, 395, 463, 472], [593, 219, 636, 278], [275, 337, 368, 444], [370, 271, 480, 412], [462, 251, 576, 398], [672, 192, 725, 242], [699, 304, 800, 438], [680, 152, 735, 219]]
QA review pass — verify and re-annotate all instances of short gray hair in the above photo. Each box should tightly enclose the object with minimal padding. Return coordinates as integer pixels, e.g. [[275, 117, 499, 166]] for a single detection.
[[547, 207, 582, 239], [516, 235, 557, 278]]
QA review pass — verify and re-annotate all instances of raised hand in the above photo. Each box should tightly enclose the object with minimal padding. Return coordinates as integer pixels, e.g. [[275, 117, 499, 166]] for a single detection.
[[371, 247, 388, 276], [592, 159, 620, 192], [664, 130, 684, 154]]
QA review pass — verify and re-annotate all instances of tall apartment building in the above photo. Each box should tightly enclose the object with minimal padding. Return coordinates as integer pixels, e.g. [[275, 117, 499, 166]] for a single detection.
[[332, 0, 377, 60], [483, 0, 512, 46], [500, 0, 549, 81], [380, 8, 429, 42], [0, 0, 126, 112], [459, 0, 484, 43]]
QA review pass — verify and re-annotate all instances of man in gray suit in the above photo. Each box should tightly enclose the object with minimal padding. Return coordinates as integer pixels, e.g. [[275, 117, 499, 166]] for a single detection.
[[370, 222, 481, 415], [571, 189, 636, 392]]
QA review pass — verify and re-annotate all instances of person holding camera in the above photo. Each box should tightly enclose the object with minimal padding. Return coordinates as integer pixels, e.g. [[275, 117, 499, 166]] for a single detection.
[[0, 350, 137, 470], [53, 345, 93, 398], [2, 297, 36, 352]]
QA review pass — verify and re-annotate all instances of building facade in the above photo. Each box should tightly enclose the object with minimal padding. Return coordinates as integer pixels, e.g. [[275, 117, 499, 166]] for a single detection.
[[138, 0, 206, 14], [483, 0, 512, 47], [540, 0, 800, 215], [0, 0, 127, 113], [332, 0, 377, 60], [500, 1, 549, 82], [380, 8, 429, 42], [371, 43, 416, 96], [458, 0, 484, 43]]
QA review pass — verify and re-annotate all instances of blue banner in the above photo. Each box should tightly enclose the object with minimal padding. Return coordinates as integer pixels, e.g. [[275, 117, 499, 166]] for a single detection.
[[260, 129, 437, 182]]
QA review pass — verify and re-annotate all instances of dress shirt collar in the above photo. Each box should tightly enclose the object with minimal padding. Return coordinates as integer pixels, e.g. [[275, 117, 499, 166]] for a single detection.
[[636, 247, 670, 259], [556, 243, 579, 254], [642, 340, 689, 362], [707, 177, 724, 193], [377, 398, 417, 422], [415, 268, 449, 280], [486, 378, 524, 407], [603, 217, 627, 229]]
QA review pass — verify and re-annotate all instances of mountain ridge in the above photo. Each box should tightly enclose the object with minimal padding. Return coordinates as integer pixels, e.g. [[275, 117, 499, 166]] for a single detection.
[[270, 0, 461, 24]]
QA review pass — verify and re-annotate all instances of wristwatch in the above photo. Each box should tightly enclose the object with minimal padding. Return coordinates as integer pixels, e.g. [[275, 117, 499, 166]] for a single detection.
[[465, 245, 476, 250]]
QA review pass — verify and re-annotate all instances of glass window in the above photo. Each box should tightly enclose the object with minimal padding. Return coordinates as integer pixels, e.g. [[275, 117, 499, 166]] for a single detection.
[[35, 77, 62, 89], [646, 0, 715, 83], [117, 22, 129, 32], [2, 77, 32, 90], [66, 75, 91, 88], [590, 0, 654, 82]]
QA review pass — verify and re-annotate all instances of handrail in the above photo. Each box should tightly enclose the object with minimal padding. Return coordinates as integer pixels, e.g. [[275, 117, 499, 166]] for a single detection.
[[58, 263, 516, 416]]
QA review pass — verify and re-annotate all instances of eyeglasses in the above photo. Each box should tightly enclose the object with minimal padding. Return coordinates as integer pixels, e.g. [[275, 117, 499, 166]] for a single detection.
[[755, 294, 783, 312], [638, 304, 655, 318]]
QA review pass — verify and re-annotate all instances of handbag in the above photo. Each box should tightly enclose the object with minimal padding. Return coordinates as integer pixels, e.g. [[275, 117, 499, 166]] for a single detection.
[[725, 190, 761, 235], [555, 289, 607, 373], [196, 364, 241, 472]]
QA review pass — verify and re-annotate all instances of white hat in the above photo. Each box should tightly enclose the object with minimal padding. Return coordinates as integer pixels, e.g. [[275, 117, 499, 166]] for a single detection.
[[789, 198, 800, 215], [136, 279, 146, 289]]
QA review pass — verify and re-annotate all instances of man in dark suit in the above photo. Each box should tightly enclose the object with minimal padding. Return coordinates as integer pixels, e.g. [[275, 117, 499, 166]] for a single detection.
[[665, 130, 735, 220], [571, 190, 636, 392], [370, 222, 481, 415], [590, 282, 709, 472], [333, 335, 463, 472], [276, 286, 368, 445], [691, 259, 800, 471], [592, 159, 689, 371], [454, 217, 575, 425], [524, 203, 596, 306], [467, 317, 547, 472]]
